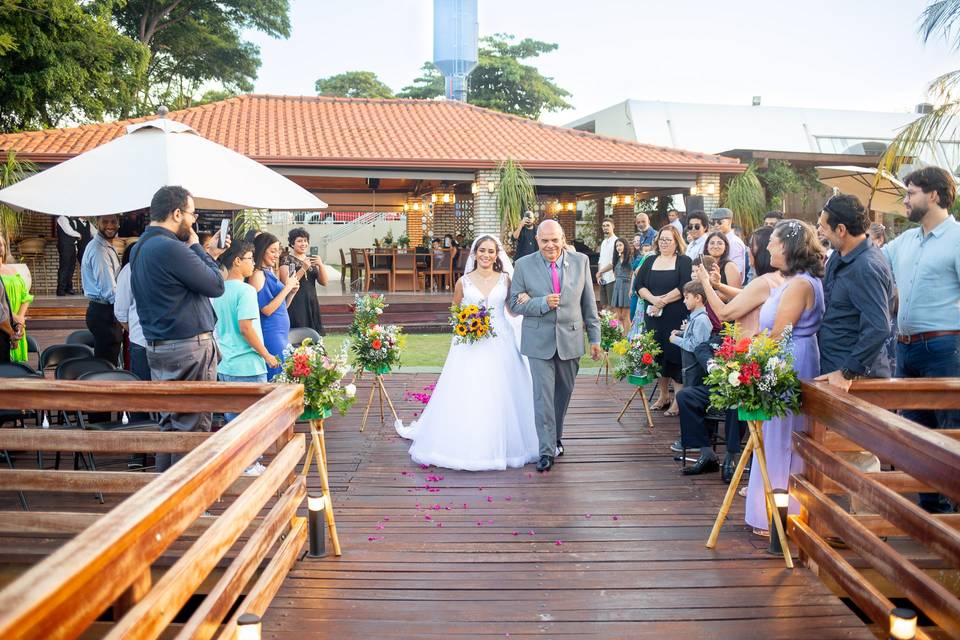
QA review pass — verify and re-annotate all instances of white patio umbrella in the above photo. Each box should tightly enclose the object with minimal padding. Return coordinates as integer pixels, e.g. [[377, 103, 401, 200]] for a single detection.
[[0, 118, 326, 215], [815, 165, 906, 216]]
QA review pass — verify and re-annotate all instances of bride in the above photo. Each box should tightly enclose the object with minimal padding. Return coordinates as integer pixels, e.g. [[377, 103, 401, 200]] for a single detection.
[[395, 235, 540, 470]]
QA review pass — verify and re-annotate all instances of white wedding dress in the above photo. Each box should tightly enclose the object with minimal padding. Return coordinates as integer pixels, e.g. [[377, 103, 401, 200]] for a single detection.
[[396, 272, 540, 471]]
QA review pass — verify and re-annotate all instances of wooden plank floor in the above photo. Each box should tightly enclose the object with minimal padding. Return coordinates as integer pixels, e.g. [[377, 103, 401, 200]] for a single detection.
[[268, 373, 873, 639]]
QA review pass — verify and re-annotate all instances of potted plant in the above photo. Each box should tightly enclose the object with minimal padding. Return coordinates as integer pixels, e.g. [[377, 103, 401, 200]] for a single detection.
[[274, 338, 356, 420], [397, 234, 410, 250], [497, 158, 536, 245], [613, 330, 662, 386], [383, 230, 394, 247]]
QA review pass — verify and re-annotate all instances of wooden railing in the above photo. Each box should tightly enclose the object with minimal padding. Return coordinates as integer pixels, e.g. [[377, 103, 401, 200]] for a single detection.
[[0, 380, 306, 640], [791, 379, 960, 639]]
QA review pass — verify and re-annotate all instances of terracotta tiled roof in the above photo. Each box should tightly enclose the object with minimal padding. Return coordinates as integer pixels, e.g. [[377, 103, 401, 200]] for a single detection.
[[0, 94, 742, 172]]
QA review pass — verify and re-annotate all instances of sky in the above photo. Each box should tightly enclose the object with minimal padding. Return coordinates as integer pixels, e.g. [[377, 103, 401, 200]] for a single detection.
[[246, 0, 960, 126]]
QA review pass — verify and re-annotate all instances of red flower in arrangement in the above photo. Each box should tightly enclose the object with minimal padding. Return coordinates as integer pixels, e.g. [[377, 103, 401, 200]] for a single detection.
[[372, 339, 383, 350], [716, 336, 736, 359], [291, 352, 312, 377], [734, 338, 751, 354], [641, 352, 654, 365], [738, 361, 761, 385]]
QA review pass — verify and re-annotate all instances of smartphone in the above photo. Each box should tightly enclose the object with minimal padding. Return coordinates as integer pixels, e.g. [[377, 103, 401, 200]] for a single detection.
[[700, 255, 717, 272], [218, 218, 229, 249]]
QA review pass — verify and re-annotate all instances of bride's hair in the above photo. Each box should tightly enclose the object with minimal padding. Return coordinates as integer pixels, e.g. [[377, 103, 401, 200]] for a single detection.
[[471, 235, 503, 273]]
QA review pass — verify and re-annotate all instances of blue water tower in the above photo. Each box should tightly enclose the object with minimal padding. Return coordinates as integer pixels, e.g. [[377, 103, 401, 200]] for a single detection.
[[433, 0, 478, 101]]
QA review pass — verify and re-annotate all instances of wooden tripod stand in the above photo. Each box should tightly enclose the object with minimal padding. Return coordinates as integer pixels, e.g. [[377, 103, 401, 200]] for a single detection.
[[359, 374, 399, 432], [706, 419, 792, 568], [301, 415, 341, 556], [617, 376, 654, 429], [595, 350, 611, 384]]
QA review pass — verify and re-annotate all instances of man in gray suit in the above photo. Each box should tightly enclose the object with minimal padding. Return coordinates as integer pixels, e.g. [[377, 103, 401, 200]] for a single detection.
[[509, 220, 602, 472]]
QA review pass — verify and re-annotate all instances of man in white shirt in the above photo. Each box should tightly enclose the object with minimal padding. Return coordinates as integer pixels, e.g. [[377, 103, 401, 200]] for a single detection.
[[708, 208, 747, 276], [55, 216, 91, 296], [668, 209, 684, 237], [683, 210, 710, 259], [594, 219, 618, 310]]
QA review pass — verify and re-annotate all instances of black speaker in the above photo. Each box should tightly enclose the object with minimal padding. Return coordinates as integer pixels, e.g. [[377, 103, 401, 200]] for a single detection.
[[685, 195, 704, 213], [366, 178, 381, 190]]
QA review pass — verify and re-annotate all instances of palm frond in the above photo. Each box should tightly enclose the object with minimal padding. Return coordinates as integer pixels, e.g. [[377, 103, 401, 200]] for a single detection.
[[0, 152, 37, 245], [919, 0, 960, 48], [879, 99, 960, 175], [232, 210, 265, 241], [497, 158, 535, 238], [721, 163, 766, 232]]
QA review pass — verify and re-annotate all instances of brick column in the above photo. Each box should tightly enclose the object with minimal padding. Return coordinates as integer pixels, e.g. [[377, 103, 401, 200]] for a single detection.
[[404, 195, 427, 247], [611, 194, 635, 239], [695, 173, 721, 214], [429, 189, 457, 239], [473, 169, 500, 238]]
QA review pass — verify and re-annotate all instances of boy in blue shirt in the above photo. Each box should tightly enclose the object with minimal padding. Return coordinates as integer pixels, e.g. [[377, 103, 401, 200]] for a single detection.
[[212, 242, 279, 475]]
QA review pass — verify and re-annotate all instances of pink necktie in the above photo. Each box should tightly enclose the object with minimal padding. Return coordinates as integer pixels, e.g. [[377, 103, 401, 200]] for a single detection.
[[550, 261, 561, 294]]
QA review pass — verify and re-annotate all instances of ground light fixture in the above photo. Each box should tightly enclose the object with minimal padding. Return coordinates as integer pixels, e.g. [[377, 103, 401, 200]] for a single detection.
[[767, 489, 790, 556], [307, 493, 327, 557], [237, 613, 262, 640], [889, 607, 917, 640]]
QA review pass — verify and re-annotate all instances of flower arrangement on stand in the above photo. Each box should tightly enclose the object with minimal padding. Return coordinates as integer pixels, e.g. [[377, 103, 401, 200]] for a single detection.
[[704, 324, 800, 569], [349, 295, 404, 432], [275, 338, 357, 419], [449, 303, 495, 344], [596, 310, 624, 383], [612, 330, 662, 428], [703, 325, 800, 420]]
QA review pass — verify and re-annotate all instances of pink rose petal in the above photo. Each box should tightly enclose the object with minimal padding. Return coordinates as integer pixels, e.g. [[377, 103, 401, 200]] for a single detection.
[[512, 531, 519, 536], [486, 496, 494, 503], [424, 515, 432, 521], [528, 530, 535, 535], [584, 514, 592, 519], [612, 515, 620, 521], [555, 540, 563, 546], [505, 496, 512, 501]]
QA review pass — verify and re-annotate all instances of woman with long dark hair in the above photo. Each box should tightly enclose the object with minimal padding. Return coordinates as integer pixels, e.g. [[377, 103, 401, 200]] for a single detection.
[[247, 233, 298, 379], [609, 237, 634, 329]]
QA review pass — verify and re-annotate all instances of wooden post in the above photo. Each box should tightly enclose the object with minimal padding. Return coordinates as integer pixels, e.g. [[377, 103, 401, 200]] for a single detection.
[[113, 568, 151, 620], [617, 385, 654, 429]]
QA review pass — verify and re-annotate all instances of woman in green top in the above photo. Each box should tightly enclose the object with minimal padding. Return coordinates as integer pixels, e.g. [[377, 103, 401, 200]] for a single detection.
[[0, 236, 33, 362]]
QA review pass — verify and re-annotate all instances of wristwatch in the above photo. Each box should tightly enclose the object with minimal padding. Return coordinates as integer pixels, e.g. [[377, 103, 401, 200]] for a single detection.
[[840, 368, 861, 381]]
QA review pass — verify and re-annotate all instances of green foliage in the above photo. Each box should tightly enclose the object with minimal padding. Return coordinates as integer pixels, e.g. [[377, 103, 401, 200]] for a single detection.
[[274, 338, 356, 415], [231, 210, 264, 241], [396, 63, 444, 99], [398, 34, 571, 119], [105, 0, 291, 117], [0, 0, 147, 131], [315, 71, 395, 99], [612, 330, 662, 381], [758, 160, 824, 210], [722, 164, 766, 232], [0, 151, 35, 244], [497, 158, 536, 236]]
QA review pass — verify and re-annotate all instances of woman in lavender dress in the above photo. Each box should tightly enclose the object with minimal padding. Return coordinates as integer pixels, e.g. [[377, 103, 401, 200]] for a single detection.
[[745, 220, 825, 535]]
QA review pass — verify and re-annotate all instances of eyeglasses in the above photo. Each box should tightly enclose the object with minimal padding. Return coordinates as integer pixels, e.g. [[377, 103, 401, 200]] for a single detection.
[[241, 255, 254, 262]]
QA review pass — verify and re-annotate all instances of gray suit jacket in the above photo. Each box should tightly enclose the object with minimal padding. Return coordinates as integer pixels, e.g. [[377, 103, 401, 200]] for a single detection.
[[509, 250, 601, 360]]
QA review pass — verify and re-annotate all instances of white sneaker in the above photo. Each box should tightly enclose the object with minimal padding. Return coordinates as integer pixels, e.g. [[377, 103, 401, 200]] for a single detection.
[[243, 461, 267, 476]]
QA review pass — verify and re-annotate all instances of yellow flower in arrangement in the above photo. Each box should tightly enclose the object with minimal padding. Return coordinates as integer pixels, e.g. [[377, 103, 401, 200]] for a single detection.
[[455, 324, 468, 336], [458, 311, 470, 323], [611, 339, 630, 357], [448, 302, 497, 344], [465, 304, 479, 315], [468, 318, 481, 331]]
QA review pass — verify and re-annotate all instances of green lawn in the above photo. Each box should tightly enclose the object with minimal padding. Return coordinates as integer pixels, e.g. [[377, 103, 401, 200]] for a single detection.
[[320, 333, 619, 370]]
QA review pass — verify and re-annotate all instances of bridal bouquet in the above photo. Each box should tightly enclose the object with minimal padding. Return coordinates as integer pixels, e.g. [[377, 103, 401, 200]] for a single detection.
[[351, 322, 403, 374], [275, 338, 357, 416], [613, 330, 662, 382], [449, 302, 496, 344], [704, 324, 801, 420], [599, 310, 623, 351], [349, 293, 387, 337]]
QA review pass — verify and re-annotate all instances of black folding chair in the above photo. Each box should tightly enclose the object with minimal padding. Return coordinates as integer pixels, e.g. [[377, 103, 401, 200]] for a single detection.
[[288, 327, 322, 347], [55, 357, 116, 381], [0, 363, 41, 510], [66, 329, 96, 348], [39, 343, 94, 372]]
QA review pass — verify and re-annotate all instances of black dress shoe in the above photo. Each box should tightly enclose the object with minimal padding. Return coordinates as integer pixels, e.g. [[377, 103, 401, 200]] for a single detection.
[[555, 440, 564, 457], [721, 452, 736, 483], [536, 455, 554, 473], [681, 455, 720, 475]]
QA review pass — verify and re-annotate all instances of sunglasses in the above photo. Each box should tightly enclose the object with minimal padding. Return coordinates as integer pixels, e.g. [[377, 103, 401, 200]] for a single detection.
[[688, 223, 703, 230]]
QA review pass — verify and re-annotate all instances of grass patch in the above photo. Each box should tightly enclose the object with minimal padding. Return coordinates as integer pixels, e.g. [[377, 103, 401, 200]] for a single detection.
[[318, 333, 618, 369]]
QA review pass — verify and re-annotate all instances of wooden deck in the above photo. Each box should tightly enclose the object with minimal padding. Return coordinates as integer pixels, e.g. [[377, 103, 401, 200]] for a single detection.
[[268, 373, 873, 639]]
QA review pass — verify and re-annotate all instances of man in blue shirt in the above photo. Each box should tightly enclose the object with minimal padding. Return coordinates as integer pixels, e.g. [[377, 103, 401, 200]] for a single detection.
[[634, 213, 657, 247], [815, 194, 893, 389], [883, 166, 960, 513], [80, 215, 122, 364], [130, 186, 225, 472]]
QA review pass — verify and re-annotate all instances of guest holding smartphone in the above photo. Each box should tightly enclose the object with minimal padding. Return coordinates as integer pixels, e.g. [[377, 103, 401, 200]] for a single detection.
[[282, 228, 327, 336]]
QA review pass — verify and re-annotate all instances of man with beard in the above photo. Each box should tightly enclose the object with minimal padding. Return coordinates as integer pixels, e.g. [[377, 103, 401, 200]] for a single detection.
[[883, 166, 960, 513], [130, 186, 225, 472], [81, 215, 123, 363]]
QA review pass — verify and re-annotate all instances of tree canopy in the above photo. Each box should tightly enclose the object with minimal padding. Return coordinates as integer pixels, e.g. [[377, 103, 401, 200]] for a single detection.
[[0, 0, 147, 131], [397, 34, 572, 119], [315, 71, 395, 99], [99, 0, 291, 117]]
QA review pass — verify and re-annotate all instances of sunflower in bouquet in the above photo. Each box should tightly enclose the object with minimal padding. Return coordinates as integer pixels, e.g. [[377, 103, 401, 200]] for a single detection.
[[599, 310, 624, 351], [704, 324, 801, 420], [449, 302, 496, 344], [612, 330, 662, 382], [351, 322, 404, 374], [274, 338, 357, 415]]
